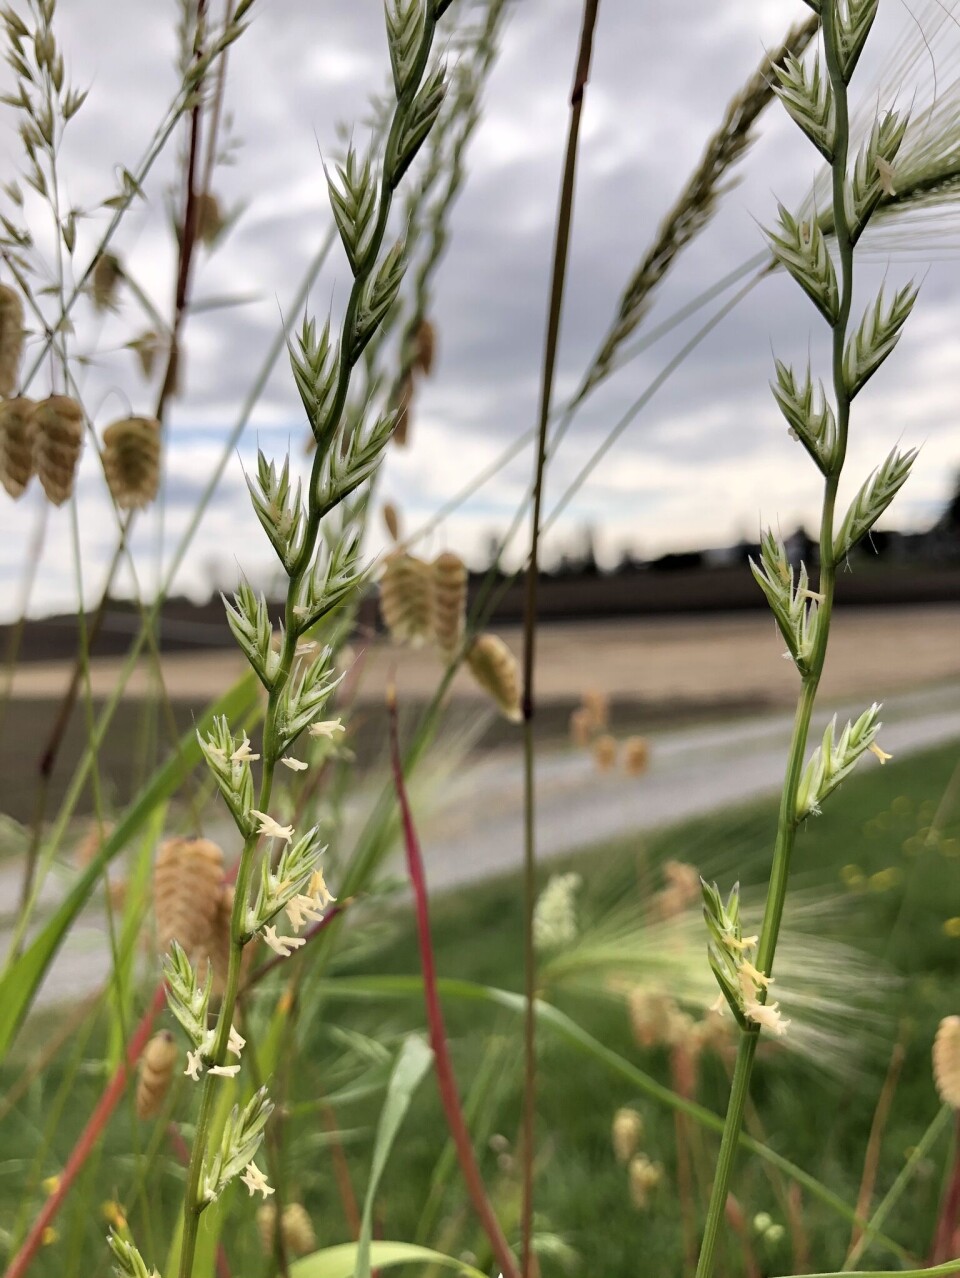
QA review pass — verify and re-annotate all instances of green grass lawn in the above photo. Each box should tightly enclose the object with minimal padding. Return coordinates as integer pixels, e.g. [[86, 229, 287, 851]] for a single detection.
[[3, 738, 959, 1278]]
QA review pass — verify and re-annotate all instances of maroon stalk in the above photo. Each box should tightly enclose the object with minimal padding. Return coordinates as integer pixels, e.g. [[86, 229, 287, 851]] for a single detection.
[[3, 982, 167, 1278], [387, 687, 520, 1278]]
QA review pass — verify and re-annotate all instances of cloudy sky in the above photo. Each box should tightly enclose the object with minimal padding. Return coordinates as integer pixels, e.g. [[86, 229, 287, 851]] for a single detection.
[[2, 0, 959, 619]]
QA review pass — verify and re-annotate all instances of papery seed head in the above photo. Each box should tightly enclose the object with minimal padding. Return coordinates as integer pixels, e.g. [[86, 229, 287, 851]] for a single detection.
[[623, 735, 650, 777], [593, 733, 618, 772], [92, 252, 123, 311], [281, 1203, 316, 1256], [412, 317, 436, 376], [653, 860, 701, 918], [0, 284, 25, 397], [628, 1154, 663, 1210], [934, 1015, 960, 1108], [0, 396, 36, 498], [569, 706, 593, 748], [136, 1030, 178, 1119], [612, 1107, 644, 1164], [73, 817, 114, 868], [392, 371, 413, 447], [130, 329, 162, 379], [432, 551, 467, 658], [31, 395, 84, 506], [466, 633, 522, 723], [209, 884, 256, 996], [109, 878, 127, 912], [628, 989, 693, 1049], [379, 551, 435, 646], [382, 500, 401, 543], [101, 415, 161, 510], [580, 688, 609, 732], [195, 191, 224, 246], [256, 1204, 278, 1255], [153, 836, 224, 963]]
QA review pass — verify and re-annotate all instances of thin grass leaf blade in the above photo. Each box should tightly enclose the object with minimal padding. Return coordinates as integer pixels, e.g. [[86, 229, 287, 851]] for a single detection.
[[355, 1034, 433, 1278]]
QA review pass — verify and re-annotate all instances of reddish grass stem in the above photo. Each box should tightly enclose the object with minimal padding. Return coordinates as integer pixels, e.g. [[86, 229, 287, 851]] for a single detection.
[[3, 982, 167, 1278], [386, 687, 520, 1278], [931, 1113, 960, 1266]]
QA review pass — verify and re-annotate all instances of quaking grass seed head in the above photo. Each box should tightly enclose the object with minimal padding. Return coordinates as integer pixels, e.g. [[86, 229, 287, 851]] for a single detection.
[[255, 1203, 316, 1256], [623, 735, 650, 776], [101, 415, 161, 510], [382, 500, 401, 542], [31, 395, 84, 506], [153, 836, 224, 964], [195, 191, 225, 246], [933, 1015, 960, 1108], [612, 1107, 644, 1164], [432, 550, 467, 657], [412, 317, 436, 376], [136, 1030, 178, 1120], [628, 1154, 663, 1211], [129, 330, 162, 379], [92, 252, 123, 311], [392, 371, 413, 447], [379, 551, 436, 645], [580, 688, 609, 732], [593, 733, 618, 771], [569, 706, 594, 747], [210, 884, 256, 996], [0, 396, 36, 498], [0, 283, 25, 397], [465, 633, 522, 722]]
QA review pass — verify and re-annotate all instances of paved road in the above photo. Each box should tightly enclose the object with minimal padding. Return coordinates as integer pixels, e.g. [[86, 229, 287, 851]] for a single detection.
[[418, 682, 960, 890], [5, 682, 959, 1007]]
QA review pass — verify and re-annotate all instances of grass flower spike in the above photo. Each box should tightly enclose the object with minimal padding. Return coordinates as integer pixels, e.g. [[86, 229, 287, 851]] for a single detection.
[[695, 5, 921, 1273]]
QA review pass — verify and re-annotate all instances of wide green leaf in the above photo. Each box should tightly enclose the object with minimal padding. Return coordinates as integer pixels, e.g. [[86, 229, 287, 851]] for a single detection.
[[291, 1240, 487, 1278], [0, 671, 259, 1060]]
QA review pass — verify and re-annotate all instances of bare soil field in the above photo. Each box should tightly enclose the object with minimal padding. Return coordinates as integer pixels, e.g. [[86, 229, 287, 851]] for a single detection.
[[6, 603, 959, 710], [0, 605, 957, 823]]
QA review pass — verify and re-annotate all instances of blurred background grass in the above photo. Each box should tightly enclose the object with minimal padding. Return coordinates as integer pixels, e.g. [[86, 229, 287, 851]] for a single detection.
[[3, 737, 958, 1277]]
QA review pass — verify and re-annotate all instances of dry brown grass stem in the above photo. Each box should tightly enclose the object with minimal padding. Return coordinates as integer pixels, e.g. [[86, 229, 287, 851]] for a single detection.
[[579, 13, 819, 399], [848, 1033, 907, 1258]]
